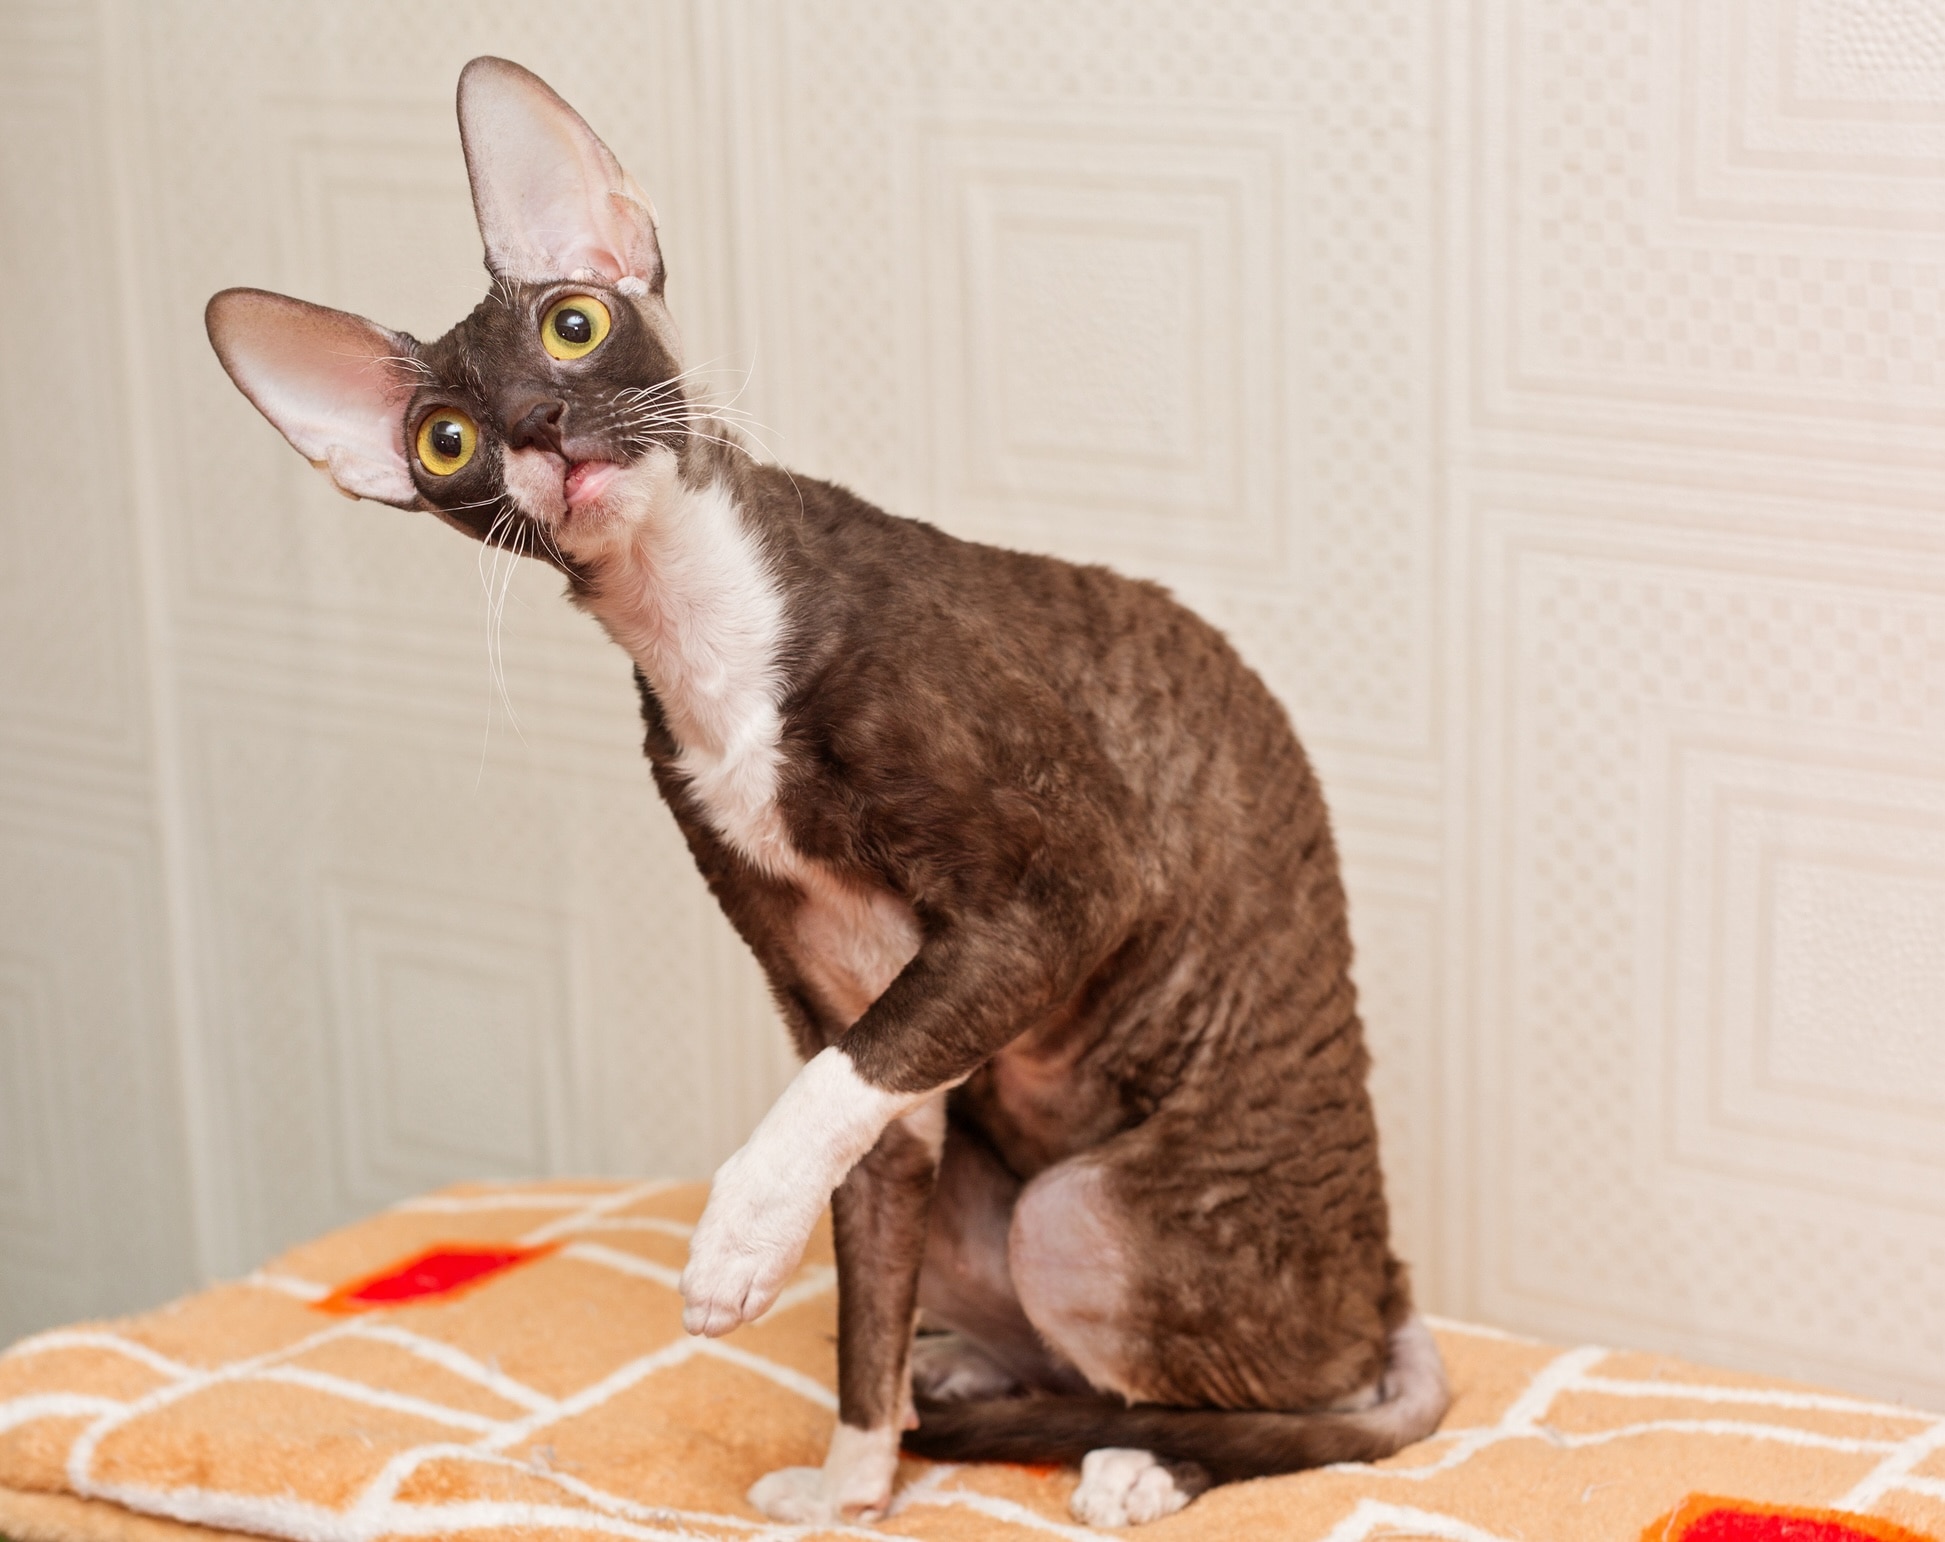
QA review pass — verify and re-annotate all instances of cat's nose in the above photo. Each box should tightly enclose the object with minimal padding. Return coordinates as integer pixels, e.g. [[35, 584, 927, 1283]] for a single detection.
[[504, 396, 566, 454]]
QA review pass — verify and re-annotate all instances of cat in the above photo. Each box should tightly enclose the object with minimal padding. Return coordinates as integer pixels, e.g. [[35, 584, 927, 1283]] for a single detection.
[[204, 56, 1449, 1528]]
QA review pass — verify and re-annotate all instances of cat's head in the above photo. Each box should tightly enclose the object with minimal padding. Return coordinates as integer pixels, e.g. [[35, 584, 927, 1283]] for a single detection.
[[206, 58, 692, 569]]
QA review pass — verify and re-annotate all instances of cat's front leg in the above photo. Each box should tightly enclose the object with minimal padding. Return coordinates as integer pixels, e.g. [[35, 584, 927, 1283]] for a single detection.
[[747, 1098, 943, 1523], [681, 896, 1120, 1335], [679, 1045, 920, 1335]]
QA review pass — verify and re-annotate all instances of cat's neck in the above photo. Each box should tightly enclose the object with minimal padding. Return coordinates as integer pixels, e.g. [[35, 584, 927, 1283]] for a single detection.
[[571, 452, 800, 876]]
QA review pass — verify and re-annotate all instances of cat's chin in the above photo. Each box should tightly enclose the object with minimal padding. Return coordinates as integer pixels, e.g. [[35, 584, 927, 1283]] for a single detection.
[[503, 444, 569, 528]]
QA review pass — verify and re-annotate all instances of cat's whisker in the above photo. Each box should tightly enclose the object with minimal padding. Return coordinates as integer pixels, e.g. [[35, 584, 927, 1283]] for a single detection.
[[530, 511, 573, 571], [673, 353, 774, 451], [628, 412, 777, 466], [487, 270, 521, 313], [375, 352, 434, 380], [599, 357, 782, 459], [482, 515, 529, 742], [471, 503, 517, 785], [693, 404, 768, 427], [616, 376, 767, 425], [623, 355, 745, 394], [612, 402, 765, 440], [490, 521, 531, 744], [704, 363, 761, 418], [688, 431, 758, 460], [610, 414, 756, 466], [480, 502, 536, 729], [516, 504, 572, 572], [620, 395, 781, 457], [637, 407, 771, 441], [476, 503, 516, 598]]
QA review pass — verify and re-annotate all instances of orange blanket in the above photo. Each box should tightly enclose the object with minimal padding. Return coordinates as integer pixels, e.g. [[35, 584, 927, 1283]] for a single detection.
[[1, 1180, 1940, 1542]]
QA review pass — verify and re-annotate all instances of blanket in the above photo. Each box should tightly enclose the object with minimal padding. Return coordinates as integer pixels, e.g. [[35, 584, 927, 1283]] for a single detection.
[[1, 1180, 1939, 1541]]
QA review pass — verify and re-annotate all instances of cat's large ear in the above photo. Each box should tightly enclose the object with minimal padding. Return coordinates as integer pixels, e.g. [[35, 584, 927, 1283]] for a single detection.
[[205, 288, 420, 508], [457, 56, 662, 292]]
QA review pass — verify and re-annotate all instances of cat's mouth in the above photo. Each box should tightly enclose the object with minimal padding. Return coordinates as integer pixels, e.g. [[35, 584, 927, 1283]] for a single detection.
[[500, 445, 642, 541], [564, 459, 622, 509]]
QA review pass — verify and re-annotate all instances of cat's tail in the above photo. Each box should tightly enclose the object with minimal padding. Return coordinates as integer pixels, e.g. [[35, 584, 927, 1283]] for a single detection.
[[902, 1314, 1450, 1485]]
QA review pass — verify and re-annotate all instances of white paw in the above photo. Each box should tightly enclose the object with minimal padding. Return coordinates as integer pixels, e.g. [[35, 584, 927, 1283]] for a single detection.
[[749, 1465, 868, 1523], [910, 1332, 1021, 1403], [748, 1466, 832, 1522], [678, 1206, 801, 1338], [679, 1154, 815, 1337], [1070, 1448, 1193, 1528], [682, 1047, 907, 1337]]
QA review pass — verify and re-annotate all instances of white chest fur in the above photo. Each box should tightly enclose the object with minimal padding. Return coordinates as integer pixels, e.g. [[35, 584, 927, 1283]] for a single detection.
[[578, 462, 920, 1026], [583, 469, 797, 875]]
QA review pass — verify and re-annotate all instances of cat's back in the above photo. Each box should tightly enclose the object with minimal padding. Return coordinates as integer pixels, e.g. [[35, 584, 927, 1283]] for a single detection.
[[750, 468, 1294, 745], [744, 465, 1319, 868]]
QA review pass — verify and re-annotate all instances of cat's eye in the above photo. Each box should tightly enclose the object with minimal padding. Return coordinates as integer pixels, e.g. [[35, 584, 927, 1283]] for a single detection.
[[541, 294, 612, 360], [415, 409, 477, 476]]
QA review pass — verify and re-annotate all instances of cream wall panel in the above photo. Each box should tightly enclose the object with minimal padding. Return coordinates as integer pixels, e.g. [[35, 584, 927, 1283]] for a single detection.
[[0, 2, 198, 1340], [904, 105, 1296, 574], [0, 815, 194, 1342], [1462, 494, 1945, 1403], [1453, 0, 1945, 1406], [0, 50, 143, 760], [161, 597, 787, 1274]]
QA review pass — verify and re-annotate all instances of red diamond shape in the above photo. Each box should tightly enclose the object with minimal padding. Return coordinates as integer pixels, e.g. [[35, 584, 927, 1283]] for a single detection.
[[316, 1242, 556, 1313], [1645, 1494, 1938, 1542]]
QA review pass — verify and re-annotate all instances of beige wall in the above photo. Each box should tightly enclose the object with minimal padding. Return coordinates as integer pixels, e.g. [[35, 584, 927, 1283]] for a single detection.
[[2, 0, 1941, 1408]]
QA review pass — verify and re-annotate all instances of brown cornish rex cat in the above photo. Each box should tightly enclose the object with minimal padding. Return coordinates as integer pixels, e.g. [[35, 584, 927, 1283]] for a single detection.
[[205, 56, 1449, 1528]]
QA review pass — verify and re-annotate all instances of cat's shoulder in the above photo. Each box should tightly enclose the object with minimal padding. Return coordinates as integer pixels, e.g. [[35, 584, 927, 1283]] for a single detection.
[[738, 462, 1181, 616]]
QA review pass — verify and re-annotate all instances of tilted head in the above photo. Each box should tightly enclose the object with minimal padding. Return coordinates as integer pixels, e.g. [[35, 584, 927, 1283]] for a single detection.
[[206, 57, 697, 571]]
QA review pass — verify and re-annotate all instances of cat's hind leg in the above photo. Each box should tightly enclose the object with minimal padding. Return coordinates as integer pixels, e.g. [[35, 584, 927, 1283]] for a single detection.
[[904, 1125, 1446, 1523], [915, 1118, 1090, 1399], [1005, 1129, 1396, 1413]]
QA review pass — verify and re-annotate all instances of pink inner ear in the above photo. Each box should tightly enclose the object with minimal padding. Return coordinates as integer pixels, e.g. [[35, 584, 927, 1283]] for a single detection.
[[458, 57, 660, 288], [206, 289, 419, 507]]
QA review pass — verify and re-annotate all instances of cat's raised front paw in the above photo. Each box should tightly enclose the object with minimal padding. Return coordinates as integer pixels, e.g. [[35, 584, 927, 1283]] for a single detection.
[[679, 1154, 816, 1336], [678, 1216, 798, 1337]]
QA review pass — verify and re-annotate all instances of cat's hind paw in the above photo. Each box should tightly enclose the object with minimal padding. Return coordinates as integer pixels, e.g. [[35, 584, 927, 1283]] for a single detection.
[[1070, 1448, 1197, 1527]]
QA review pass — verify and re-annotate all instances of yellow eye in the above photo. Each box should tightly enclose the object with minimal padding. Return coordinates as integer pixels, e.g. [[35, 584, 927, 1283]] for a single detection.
[[415, 409, 477, 476], [541, 294, 612, 360]]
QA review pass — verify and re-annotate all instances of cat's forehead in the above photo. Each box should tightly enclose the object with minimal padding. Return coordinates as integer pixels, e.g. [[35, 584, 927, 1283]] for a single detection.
[[417, 286, 545, 380]]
